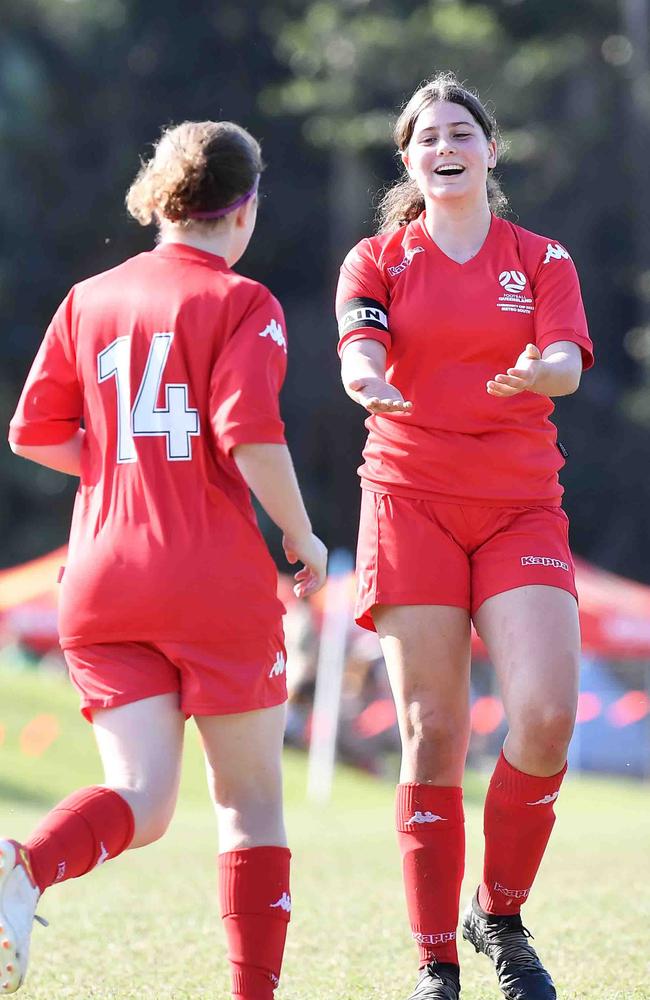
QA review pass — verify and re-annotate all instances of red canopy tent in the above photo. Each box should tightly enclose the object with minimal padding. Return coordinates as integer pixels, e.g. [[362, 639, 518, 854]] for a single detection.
[[3, 548, 650, 660]]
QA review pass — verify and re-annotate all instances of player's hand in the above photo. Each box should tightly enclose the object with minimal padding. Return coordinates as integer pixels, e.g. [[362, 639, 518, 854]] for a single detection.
[[347, 377, 413, 414], [282, 532, 328, 598], [487, 343, 542, 397]]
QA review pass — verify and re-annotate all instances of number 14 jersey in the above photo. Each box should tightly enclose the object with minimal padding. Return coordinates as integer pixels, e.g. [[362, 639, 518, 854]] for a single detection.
[[9, 243, 287, 648]]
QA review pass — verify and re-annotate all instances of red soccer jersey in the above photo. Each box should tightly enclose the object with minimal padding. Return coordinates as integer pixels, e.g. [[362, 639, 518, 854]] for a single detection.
[[10, 243, 288, 648], [336, 213, 593, 505]]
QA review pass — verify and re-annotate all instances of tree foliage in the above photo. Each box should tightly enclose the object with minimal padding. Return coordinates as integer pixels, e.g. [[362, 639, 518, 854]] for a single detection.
[[2, 0, 650, 579]]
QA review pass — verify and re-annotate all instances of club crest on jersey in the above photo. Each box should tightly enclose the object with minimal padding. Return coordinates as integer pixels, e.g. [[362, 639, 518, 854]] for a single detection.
[[496, 268, 534, 316], [387, 245, 425, 277], [543, 242, 570, 265]]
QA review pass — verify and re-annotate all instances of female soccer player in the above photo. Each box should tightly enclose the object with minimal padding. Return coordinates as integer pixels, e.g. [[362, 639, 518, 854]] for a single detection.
[[3, 119, 327, 999], [336, 73, 592, 1000]]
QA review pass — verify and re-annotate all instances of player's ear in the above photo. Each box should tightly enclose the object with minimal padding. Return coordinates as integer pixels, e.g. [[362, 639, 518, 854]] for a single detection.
[[401, 150, 414, 179], [487, 138, 497, 171]]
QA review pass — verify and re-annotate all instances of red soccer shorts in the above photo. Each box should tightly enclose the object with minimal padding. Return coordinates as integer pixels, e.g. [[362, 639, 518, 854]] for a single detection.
[[355, 491, 577, 630], [64, 626, 287, 722]]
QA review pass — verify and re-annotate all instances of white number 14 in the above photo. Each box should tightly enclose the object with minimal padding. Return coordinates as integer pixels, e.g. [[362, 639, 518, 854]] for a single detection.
[[97, 333, 200, 463]]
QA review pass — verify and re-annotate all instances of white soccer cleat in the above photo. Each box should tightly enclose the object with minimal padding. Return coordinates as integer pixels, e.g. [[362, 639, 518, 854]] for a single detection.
[[0, 840, 41, 994]]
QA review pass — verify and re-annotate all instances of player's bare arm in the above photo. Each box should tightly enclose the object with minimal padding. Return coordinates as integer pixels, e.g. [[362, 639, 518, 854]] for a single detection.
[[232, 442, 328, 597], [9, 429, 84, 477], [341, 339, 413, 414], [487, 340, 583, 398]]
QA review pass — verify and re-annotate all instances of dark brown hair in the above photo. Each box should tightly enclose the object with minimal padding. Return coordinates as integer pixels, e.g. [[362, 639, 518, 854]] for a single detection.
[[126, 120, 264, 227], [376, 72, 507, 234]]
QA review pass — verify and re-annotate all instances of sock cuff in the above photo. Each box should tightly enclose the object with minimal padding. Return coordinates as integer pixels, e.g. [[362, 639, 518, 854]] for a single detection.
[[55, 785, 135, 856], [396, 783, 463, 832], [219, 846, 291, 920], [491, 752, 567, 803]]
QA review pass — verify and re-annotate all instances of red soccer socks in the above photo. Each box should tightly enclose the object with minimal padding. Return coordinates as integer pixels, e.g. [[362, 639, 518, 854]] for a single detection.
[[479, 751, 567, 915], [396, 784, 465, 967], [219, 846, 291, 1000], [24, 785, 134, 893]]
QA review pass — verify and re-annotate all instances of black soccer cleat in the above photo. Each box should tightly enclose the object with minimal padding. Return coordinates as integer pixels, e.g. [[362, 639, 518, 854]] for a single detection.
[[462, 891, 556, 1000], [407, 960, 461, 1000]]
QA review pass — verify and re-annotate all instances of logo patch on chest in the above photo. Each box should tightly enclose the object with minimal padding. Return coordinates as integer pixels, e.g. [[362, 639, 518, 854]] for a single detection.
[[387, 245, 425, 277], [497, 269, 534, 315]]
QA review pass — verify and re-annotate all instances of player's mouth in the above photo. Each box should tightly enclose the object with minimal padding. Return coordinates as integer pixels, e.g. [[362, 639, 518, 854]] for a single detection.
[[434, 164, 466, 176]]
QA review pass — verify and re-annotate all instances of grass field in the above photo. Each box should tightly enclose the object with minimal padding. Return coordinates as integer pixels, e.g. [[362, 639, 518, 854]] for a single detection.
[[0, 665, 649, 999]]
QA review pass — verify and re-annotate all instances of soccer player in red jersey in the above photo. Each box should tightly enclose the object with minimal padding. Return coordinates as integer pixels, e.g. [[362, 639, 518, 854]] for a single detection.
[[2, 120, 327, 998], [336, 73, 592, 1000]]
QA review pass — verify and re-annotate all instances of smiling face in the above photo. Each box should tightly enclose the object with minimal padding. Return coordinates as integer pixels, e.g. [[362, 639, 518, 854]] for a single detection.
[[401, 99, 497, 208]]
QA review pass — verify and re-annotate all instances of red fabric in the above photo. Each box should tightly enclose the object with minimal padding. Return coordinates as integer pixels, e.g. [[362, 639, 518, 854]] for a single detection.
[[64, 631, 287, 723], [9, 243, 287, 649], [336, 213, 593, 506], [355, 492, 577, 631], [396, 784, 464, 967], [25, 785, 134, 893], [479, 752, 567, 915], [219, 846, 291, 1000]]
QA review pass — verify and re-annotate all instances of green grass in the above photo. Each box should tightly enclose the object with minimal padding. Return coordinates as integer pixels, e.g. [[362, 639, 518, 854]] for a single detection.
[[1, 665, 649, 999]]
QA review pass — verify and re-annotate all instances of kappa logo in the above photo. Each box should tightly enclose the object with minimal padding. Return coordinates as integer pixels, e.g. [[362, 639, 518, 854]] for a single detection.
[[527, 791, 560, 806], [521, 555, 569, 572], [499, 269, 527, 294], [405, 811, 447, 825], [413, 931, 456, 945], [494, 882, 530, 899], [270, 892, 292, 912], [543, 242, 570, 265], [387, 245, 425, 277], [95, 842, 110, 867], [258, 318, 287, 352], [269, 652, 286, 678]]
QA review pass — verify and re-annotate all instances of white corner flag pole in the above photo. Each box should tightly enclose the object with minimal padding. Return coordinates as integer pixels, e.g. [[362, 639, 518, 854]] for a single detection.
[[307, 548, 354, 802]]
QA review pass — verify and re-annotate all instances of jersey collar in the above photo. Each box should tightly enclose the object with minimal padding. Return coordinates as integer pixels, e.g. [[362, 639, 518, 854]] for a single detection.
[[151, 242, 230, 271]]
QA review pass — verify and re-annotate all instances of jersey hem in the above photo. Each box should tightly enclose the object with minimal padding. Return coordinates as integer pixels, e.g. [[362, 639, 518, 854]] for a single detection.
[[58, 623, 285, 651], [359, 479, 563, 508]]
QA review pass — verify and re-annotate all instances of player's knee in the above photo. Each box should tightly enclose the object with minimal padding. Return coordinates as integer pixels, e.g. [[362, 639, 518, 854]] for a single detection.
[[515, 703, 575, 762], [125, 792, 176, 848], [402, 703, 468, 767]]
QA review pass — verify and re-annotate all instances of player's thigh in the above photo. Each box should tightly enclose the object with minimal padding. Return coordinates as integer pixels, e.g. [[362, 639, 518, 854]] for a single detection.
[[473, 585, 580, 723], [93, 692, 186, 797], [373, 604, 472, 735], [195, 702, 287, 804]]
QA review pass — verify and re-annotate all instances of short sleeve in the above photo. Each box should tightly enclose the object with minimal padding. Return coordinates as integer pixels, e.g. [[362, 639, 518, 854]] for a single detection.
[[9, 290, 83, 446], [210, 287, 287, 455], [336, 239, 391, 357], [532, 243, 593, 369]]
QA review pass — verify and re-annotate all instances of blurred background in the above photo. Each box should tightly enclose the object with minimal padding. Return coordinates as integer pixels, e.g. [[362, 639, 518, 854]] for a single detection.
[[1, 0, 649, 781]]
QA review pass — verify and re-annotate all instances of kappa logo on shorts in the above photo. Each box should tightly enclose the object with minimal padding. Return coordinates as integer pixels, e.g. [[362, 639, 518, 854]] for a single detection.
[[521, 555, 569, 572], [543, 242, 570, 265], [258, 318, 287, 352], [269, 652, 286, 678], [496, 268, 534, 315], [387, 245, 425, 277]]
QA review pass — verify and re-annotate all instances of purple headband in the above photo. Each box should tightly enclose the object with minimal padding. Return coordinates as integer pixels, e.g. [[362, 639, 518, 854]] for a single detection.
[[188, 176, 260, 220]]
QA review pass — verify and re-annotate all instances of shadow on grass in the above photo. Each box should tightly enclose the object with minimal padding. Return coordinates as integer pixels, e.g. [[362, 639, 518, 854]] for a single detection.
[[0, 778, 54, 809]]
